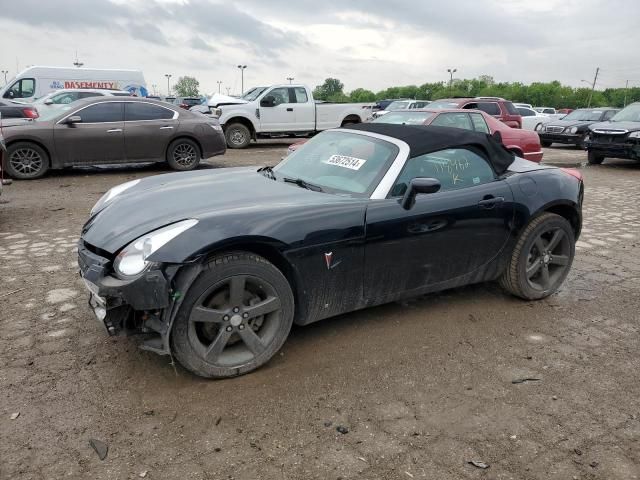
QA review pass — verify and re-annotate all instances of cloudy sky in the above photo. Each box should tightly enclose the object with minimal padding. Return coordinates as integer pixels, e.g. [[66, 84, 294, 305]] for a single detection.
[[1, 0, 639, 96]]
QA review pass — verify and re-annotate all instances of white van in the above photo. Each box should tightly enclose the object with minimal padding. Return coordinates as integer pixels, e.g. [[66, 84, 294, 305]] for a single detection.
[[0, 66, 148, 102]]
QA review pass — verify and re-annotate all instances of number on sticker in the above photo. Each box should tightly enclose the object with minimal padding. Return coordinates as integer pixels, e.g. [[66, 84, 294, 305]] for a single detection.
[[325, 154, 367, 171]]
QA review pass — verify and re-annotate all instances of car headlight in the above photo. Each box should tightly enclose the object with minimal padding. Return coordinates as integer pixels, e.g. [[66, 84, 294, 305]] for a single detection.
[[113, 219, 198, 277], [628, 131, 640, 139], [569, 127, 578, 134], [91, 179, 140, 216]]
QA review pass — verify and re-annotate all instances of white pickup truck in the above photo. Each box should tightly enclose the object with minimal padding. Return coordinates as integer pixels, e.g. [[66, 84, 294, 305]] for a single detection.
[[205, 84, 372, 148]]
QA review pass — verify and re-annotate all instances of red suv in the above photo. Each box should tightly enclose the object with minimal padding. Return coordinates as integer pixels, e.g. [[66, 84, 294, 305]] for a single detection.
[[428, 97, 522, 128]]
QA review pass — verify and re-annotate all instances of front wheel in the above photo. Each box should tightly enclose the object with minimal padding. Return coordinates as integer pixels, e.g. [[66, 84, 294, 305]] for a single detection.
[[171, 252, 294, 378], [167, 138, 201, 171], [4, 142, 50, 179], [541, 140, 552, 148], [224, 123, 251, 149], [499, 213, 575, 300], [587, 150, 604, 164]]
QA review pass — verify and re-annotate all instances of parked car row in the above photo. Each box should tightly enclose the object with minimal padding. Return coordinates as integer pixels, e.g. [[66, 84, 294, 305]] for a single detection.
[[584, 102, 640, 164]]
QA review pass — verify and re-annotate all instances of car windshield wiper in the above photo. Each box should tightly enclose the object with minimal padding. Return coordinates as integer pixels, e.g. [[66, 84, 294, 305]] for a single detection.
[[257, 165, 276, 180], [283, 177, 324, 192]]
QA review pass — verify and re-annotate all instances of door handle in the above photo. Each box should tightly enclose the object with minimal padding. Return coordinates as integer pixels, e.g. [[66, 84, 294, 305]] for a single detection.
[[478, 196, 505, 209], [286, 108, 294, 112], [106, 128, 122, 133], [159, 126, 174, 130]]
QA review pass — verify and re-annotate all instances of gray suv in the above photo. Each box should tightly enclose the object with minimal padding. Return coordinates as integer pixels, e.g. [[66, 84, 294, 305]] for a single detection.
[[1, 97, 226, 179]]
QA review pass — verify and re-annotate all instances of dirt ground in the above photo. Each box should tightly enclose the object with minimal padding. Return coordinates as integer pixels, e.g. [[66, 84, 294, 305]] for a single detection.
[[1, 143, 639, 480]]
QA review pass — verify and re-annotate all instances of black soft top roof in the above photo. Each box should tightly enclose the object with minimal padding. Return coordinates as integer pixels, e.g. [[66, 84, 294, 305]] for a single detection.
[[343, 123, 515, 175]]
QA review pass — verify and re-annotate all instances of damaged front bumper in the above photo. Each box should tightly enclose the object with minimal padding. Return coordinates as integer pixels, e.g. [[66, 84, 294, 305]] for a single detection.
[[77, 240, 200, 355], [585, 138, 640, 160]]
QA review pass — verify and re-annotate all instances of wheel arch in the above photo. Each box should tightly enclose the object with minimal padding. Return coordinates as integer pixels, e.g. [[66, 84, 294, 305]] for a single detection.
[[530, 200, 582, 239], [167, 135, 203, 160], [341, 114, 362, 127], [223, 116, 257, 137], [192, 237, 306, 324], [5, 138, 53, 165]]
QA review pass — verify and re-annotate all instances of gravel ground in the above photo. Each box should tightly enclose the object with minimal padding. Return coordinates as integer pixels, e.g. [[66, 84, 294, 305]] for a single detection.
[[1, 143, 639, 480]]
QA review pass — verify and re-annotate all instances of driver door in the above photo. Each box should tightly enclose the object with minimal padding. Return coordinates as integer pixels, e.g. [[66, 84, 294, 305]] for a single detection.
[[258, 87, 296, 131], [364, 147, 514, 299]]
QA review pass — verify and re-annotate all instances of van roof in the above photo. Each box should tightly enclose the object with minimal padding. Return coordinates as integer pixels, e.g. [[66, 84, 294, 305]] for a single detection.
[[19, 66, 143, 74]]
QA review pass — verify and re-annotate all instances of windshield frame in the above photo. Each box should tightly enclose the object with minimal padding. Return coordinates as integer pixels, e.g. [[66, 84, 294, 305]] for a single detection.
[[273, 129, 410, 199], [385, 101, 412, 111], [242, 87, 268, 101], [561, 109, 605, 122]]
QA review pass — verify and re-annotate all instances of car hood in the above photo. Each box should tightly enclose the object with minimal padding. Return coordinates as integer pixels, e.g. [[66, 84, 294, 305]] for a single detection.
[[589, 121, 640, 132], [546, 119, 597, 128], [83, 167, 352, 254], [207, 93, 248, 108]]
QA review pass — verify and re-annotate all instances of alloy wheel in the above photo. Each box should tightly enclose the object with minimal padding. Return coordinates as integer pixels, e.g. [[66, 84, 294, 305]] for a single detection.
[[230, 129, 247, 146], [173, 143, 197, 167], [9, 148, 43, 176], [525, 227, 571, 291], [187, 275, 283, 367]]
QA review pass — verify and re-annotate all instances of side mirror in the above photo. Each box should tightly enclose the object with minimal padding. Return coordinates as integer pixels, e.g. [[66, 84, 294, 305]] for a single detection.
[[492, 130, 503, 144], [7, 91, 15, 99], [44, 99, 54, 105], [401, 177, 441, 210], [66, 115, 82, 125], [260, 96, 276, 107]]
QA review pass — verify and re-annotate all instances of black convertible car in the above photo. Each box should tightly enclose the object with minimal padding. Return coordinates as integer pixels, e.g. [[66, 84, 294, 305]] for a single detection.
[[78, 124, 584, 378]]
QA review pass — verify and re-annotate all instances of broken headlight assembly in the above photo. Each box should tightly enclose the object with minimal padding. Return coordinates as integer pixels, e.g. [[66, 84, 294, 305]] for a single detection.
[[113, 219, 198, 278]]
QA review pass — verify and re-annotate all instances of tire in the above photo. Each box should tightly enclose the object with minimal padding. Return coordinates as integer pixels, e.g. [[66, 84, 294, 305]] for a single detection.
[[499, 213, 575, 300], [171, 252, 295, 378], [587, 150, 604, 165], [4, 142, 50, 179], [541, 140, 552, 148], [166, 138, 201, 171], [224, 123, 251, 149]]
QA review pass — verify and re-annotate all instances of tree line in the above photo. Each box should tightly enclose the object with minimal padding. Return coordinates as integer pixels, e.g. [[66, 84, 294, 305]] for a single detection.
[[313, 76, 640, 109]]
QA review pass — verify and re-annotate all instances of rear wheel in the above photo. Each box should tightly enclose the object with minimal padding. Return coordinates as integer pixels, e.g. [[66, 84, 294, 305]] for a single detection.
[[4, 142, 50, 179], [587, 150, 604, 165], [167, 138, 201, 171], [171, 252, 294, 378], [499, 213, 575, 300], [225, 123, 251, 149]]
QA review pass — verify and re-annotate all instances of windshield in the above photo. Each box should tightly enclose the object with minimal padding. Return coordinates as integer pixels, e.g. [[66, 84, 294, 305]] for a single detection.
[[562, 109, 604, 122], [242, 87, 268, 101], [385, 101, 411, 110], [611, 104, 640, 122], [38, 105, 73, 121], [274, 131, 399, 197], [427, 99, 461, 110], [372, 111, 434, 125]]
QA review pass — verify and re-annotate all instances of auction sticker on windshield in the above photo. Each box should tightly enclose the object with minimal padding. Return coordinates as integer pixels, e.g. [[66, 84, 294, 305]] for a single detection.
[[325, 154, 367, 170]]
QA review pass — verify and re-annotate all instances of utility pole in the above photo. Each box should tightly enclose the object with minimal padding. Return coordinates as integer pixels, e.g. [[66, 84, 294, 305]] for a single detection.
[[151, 84, 157, 95], [217, 80, 223, 93], [587, 67, 599, 108], [237, 65, 247, 95], [226, 87, 231, 96], [164, 74, 172, 96], [447, 68, 457, 93], [1, 70, 8, 85], [287, 77, 294, 84], [623, 80, 629, 107]]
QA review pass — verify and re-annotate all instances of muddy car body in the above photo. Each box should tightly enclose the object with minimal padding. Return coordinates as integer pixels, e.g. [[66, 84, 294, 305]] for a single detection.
[[78, 124, 583, 378]]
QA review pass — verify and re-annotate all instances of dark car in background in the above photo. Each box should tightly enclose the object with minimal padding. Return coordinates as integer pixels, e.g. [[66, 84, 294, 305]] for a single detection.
[[373, 99, 408, 111], [428, 97, 522, 128], [539, 108, 619, 147], [0, 101, 39, 119], [1, 97, 226, 179], [585, 102, 640, 164]]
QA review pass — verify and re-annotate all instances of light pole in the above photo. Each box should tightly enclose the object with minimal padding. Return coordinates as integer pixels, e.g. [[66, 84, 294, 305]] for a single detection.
[[73, 50, 83, 68], [226, 87, 231, 96], [237, 65, 247, 95], [151, 84, 157, 95], [287, 77, 294, 84], [217, 80, 223, 94], [447, 68, 457, 93], [164, 74, 172, 96], [1, 70, 8, 85]]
